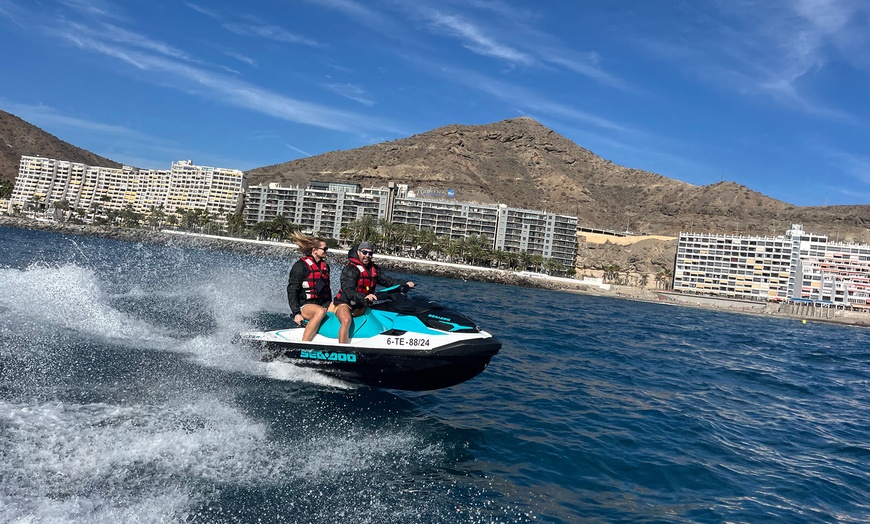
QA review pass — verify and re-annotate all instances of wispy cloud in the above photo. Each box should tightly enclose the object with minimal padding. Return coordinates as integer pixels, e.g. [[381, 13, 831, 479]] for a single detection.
[[1, 99, 146, 137], [404, 3, 626, 88], [58, 0, 126, 22], [323, 83, 375, 106], [186, 2, 321, 47], [422, 9, 533, 64], [224, 50, 256, 67], [222, 22, 321, 47], [821, 147, 870, 184], [641, 1, 869, 120], [430, 62, 632, 133], [308, 0, 394, 31], [284, 144, 312, 157], [14, 2, 398, 135]]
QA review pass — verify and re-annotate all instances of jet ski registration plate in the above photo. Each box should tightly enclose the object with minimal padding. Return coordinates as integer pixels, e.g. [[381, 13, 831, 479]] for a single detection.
[[386, 337, 430, 347]]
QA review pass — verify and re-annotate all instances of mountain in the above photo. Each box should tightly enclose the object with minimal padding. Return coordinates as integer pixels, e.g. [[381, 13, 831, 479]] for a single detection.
[[248, 117, 870, 242], [0, 109, 122, 183]]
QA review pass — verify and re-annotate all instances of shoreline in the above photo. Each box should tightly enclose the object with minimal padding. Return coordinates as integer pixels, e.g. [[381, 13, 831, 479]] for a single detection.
[[3, 216, 869, 328]]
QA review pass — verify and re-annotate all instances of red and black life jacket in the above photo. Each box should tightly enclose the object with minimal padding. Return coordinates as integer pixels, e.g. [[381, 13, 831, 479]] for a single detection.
[[301, 256, 330, 300], [336, 257, 378, 301]]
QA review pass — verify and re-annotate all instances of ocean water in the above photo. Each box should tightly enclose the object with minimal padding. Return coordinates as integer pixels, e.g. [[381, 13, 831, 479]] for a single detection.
[[1, 226, 869, 524]]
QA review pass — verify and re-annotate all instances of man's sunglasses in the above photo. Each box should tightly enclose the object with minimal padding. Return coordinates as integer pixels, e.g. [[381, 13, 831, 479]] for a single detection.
[[359, 250, 374, 256]]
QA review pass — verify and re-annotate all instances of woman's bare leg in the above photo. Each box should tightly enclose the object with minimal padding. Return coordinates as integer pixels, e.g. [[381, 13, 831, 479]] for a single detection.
[[300, 304, 327, 342]]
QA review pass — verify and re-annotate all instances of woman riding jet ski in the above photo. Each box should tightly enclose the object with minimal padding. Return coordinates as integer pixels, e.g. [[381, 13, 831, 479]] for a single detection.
[[235, 242, 501, 391]]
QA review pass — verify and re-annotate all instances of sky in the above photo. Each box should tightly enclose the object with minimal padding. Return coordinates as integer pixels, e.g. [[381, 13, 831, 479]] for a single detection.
[[1, 0, 869, 207]]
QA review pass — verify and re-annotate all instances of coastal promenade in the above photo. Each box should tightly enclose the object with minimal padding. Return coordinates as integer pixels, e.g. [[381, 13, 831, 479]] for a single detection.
[[3, 215, 869, 328]]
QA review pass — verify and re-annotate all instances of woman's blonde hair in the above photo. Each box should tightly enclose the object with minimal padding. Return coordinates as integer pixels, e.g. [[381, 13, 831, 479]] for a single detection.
[[292, 231, 326, 256]]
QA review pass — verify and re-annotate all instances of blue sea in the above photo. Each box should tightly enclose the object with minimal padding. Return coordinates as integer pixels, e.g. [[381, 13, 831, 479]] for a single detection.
[[1, 226, 869, 523]]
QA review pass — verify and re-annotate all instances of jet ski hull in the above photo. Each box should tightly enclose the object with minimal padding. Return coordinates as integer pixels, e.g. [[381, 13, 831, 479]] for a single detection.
[[257, 335, 501, 391]]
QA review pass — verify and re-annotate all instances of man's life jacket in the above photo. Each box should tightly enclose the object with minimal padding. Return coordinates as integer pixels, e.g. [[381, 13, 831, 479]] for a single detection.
[[301, 256, 330, 300], [336, 257, 377, 303]]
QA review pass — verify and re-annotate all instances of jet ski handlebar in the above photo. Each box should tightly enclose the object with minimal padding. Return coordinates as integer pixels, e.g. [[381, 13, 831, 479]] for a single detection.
[[368, 283, 412, 305]]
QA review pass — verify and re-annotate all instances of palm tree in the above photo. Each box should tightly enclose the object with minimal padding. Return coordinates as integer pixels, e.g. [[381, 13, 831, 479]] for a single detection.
[[53, 199, 71, 222], [121, 204, 142, 228], [377, 219, 396, 250], [661, 268, 673, 290], [147, 205, 166, 231], [414, 228, 437, 259], [88, 201, 102, 223], [543, 257, 563, 275], [462, 234, 492, 266], [604, 264, 622, 283], [489, 249, 508, 269], [517, 251, 533, 271], [530, 253, 545, 273], [639, 273, 650, 288], [346, 215, 379, 245], [225, 211, 246, 237], [180, 209, 202, 231], [439, 236, 461, 262], [269, 214, 297, 241], [251, 220, 272, 240]]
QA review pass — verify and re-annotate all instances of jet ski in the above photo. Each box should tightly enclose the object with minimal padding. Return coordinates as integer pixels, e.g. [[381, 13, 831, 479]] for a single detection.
[[234, 285, 501, 391]]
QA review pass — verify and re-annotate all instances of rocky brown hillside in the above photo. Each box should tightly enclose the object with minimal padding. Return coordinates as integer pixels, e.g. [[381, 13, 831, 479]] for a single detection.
[[249, 117, 870, 242], [0, 109, 121, 184]]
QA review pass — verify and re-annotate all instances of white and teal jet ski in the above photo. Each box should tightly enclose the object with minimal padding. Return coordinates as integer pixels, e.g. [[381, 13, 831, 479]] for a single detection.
[[233, 286, 501, 391]]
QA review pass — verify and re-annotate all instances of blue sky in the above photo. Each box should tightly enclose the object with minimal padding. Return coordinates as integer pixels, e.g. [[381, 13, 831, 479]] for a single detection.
[[1, 0, 868, 207]]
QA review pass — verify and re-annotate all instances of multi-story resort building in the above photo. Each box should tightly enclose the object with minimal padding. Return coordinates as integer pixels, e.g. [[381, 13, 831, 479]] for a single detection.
[[674, 224, 870, 309], [246, 181, 579, 268], [8, 156, 245, 223], [243, 182, 391, 239]]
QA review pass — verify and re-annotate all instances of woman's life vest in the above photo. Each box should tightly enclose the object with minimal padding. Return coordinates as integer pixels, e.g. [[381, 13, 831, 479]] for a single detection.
[[301, 256, 330, 300]]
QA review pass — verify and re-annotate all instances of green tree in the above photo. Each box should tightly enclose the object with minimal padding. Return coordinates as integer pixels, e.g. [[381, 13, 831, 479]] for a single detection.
[[516, 251, 533, 271], [225, 211, 246, 237], [121, 204, 142, 228], [604, 264, 622, 283], [268, 214, 297, 241], [53, 199, 71, 222], [147, 205, 166, 231], [413, 228, 438, 259], [0, 180, 15, 199], [530, 253, 544, 272], [346, 215, 379, 245]]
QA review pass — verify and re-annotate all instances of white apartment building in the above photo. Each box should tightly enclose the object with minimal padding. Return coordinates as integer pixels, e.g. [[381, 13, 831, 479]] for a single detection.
[[496, 205, 577, 266], [165, 160, 245, 218], [244, 182, 390, 239], [248, 181, 578, 268], [674, 224, 870, 308], [391, 197, 500, 240], [9, 156, 244, 223]]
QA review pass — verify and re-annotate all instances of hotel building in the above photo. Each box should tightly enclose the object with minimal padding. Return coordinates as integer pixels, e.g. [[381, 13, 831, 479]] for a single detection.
[[9, 156, 244, 222], [247, 181, 578, 268], [673, 224, 870, 308], [243, 182, 391, 239]]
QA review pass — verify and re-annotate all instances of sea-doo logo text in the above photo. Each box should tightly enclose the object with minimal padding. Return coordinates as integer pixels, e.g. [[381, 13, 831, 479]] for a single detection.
[[428, 314, 451, 321], [300, 350, 357, 362]]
